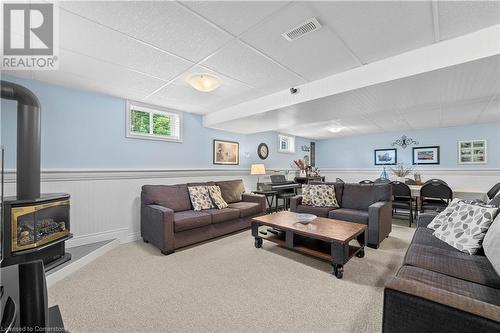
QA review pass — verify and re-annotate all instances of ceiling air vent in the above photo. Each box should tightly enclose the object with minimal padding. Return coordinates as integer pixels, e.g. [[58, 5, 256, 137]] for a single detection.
[[282, 17, 322, 42]]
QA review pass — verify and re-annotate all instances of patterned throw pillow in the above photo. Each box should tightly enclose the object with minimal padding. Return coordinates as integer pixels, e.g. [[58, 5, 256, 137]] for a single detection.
[[427, 198, 462, 230], [302, 184, 339, 208], [208, 185, 228, 209], [302, 185, 314, 206], [188, 186, 215, 211], [432, 202, 498, 255]]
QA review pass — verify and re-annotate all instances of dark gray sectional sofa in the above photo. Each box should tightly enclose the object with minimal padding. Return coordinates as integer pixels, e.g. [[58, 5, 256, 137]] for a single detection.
[[140, 179, 266, 254], [290, 182, 392, 248], [383, 213, 500, 332]]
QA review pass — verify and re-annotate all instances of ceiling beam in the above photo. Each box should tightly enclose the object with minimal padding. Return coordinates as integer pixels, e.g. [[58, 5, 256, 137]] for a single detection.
[[204, 25, 500, 127]]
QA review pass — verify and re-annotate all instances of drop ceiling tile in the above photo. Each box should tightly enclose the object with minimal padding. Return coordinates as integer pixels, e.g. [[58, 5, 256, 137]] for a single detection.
[[56, 49, 167, 100], [364, 111, 411, 132], [57, 1, 232, 62], [201, 40, 306, 93], [477, 98, 500, 123], [240, 2, 360, 81], [60, 10, 193, 81], [440, 99, 487, 127], [310, 1, 434, 64], [183, 1, 289, 36], [438, 1, 500, 40], [146, 66, 260, 114], [400, 104, 443, 130]]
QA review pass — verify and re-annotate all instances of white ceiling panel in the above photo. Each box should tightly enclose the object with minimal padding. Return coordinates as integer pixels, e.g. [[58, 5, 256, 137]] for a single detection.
[[145, 66, 261, 114], [309, 1, 435, 64], [56, 49, 167, 100], [201, 40, 306, 93], [240, 2, 360, 81], [440, 99, 489, 127], [57, 1, 232, 62], [60, 10, 192, 81], [183, 1, 289, 36], [438, 1, 500, 41], [477, 97, 500, 123]]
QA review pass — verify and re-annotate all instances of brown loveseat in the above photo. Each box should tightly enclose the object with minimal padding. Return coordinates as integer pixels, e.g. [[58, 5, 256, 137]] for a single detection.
[[290, 182, 392, 248], [141, 179, 266, 254]]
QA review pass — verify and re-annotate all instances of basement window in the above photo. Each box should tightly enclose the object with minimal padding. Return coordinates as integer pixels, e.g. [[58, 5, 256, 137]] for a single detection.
[[278, 134, 295, 153], [127, 101, 182, 142]]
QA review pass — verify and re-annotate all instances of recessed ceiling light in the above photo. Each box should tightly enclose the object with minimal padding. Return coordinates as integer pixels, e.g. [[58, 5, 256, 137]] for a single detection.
[[186, 74, 221, 92], [328, 127, 344, 133]]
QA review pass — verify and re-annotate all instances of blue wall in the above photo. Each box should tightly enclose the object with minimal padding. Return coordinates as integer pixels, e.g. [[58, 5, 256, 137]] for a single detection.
[[316, 123, 500, 169], [0, 75, 312, 170]]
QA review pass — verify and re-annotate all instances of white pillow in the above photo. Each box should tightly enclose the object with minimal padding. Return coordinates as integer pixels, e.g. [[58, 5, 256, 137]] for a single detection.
[[432, 202, 498, 255], [427, 198, 462, 230], [483, 213, 500, 274]]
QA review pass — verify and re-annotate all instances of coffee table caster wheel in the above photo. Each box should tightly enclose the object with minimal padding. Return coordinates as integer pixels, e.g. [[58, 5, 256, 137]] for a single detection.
[[356, 248, 365, 258], [333, 264, 343, 279], [254, 237, 263, 248]]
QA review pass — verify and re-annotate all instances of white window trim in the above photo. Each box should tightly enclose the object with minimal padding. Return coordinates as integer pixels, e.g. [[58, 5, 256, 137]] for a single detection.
[[278, 134, 295, 154], [126, 101, 183, 143]]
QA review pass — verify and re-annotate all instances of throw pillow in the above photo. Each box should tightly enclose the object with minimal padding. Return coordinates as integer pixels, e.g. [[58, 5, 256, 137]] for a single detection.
[[427, 198, 462, 230], [188, 186, 215, 211], [432, 202, 498, 255], [301, 185, 314, 206], [483, 213, 500, 275], [208, 185, 228, 209], [309, 184, 340, 208]]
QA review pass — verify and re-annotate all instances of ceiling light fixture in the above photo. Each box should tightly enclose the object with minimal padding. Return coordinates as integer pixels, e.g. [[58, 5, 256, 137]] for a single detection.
[[328, 127, 344, 133], [186, 74, 221, 92]]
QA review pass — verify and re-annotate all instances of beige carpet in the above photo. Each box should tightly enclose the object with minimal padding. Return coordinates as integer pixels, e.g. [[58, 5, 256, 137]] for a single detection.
[[49, 220, 415, 333]]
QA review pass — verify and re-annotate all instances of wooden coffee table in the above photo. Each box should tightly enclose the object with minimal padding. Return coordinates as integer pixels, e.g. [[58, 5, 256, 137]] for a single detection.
[[251, 211, 368, 279]]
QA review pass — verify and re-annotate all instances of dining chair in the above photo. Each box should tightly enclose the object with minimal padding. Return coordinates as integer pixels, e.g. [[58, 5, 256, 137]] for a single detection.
[[374, 178, 391, 184], [391, 181, 416, 226], [420, 182, 453, 213], [359, 180, 374, 184], [487, 182, 500, 200], [424, 178, 448, 186], [336, 178, 345, 183], [405, 178, 417, 185]]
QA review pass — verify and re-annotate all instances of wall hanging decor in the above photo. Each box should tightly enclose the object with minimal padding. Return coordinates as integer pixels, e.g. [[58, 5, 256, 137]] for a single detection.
[[458, 140, 487, 164], [301, 145, 310, 152], [412, 146, 440, 165], [257, 143, 269, 160], [391, 135, 418, 149], [374, 148, 397, 165], [213, 139, 239, 165]]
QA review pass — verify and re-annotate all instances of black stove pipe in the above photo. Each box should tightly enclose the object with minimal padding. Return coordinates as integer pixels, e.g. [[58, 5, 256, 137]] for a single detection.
[[0, 80, 41, 199]]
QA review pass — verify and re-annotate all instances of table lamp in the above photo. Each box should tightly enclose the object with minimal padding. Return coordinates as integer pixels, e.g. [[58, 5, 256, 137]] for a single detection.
[[251, 164, 266, 190]]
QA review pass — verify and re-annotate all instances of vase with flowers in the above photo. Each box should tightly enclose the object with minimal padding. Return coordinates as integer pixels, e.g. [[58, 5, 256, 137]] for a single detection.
[[390, 163, 413, 183]]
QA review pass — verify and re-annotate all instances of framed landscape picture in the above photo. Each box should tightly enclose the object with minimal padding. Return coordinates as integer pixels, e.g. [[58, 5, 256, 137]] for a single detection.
[[374, 148, 397, 165], [458, 140, 487, 164], [213, 139, 239, 165], [413, 146, 440, 165]]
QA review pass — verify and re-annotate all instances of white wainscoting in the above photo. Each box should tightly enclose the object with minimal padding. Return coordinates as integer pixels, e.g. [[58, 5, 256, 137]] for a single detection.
[[3, 168, 499, 248], [320, 168, 500, 192], [3, 169, 258, 248]]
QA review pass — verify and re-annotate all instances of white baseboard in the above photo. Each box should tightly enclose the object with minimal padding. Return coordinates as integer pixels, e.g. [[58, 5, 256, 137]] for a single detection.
[[122, 231, 141, 244], [46, 239, 119, 288], [66, 228, 128, 248]]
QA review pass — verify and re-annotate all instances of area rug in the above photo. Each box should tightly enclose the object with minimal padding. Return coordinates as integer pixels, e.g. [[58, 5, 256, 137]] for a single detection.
[[49, 221, 414, 332]]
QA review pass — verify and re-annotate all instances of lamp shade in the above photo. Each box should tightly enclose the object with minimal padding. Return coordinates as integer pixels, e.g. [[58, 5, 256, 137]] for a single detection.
[[250, 164, 266, 175]]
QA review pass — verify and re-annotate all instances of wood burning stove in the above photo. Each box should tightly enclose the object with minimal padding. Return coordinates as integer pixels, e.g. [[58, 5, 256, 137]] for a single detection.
[[1, 81, 72, 270]]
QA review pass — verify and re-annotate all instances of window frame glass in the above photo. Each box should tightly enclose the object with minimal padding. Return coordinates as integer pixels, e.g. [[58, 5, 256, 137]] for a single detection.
[[126, 101, 183, 143], [278, 134, 295, 153]]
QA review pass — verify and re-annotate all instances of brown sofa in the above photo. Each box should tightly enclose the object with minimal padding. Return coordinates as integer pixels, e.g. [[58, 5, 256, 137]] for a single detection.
[[290, 182, 392, 248], [140, 179, 266, 254]]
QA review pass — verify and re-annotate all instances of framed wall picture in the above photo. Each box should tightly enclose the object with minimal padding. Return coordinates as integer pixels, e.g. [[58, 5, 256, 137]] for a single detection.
[[374, 148, 397, 165], [412, 146, 440, 165], [458, 140, 487, 164], [213, 140, 239, 165]]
